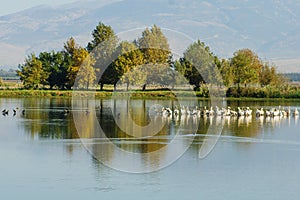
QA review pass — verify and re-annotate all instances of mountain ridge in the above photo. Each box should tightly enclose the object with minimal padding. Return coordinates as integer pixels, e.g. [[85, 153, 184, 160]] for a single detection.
[[0, 0, 300, 72]]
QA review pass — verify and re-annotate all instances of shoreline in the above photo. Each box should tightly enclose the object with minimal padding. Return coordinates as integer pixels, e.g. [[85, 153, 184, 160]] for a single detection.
[[1, 89, 300, 101]]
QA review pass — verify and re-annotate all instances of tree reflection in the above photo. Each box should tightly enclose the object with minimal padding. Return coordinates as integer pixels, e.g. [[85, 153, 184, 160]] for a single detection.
[[227, 116, 260, 138], [15, 97, 300, 170], [20, 98, 78, 139]]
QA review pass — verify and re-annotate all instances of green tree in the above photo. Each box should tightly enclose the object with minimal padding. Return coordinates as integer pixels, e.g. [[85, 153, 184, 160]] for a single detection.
[[230, 49, 263, 88], [172, 60, 190, 86], [63, 37, 84, 89], [121, 63, 173, 90], [87, 22, 118, 52], [75, 52, 96, 90], [137, 25, 171, 64], [63, 37, 97, 90], [146, 64, 174, 87], [220, 59, 234, 87], [87, 22, 118, 90], [0, 77, 3, 87], [114, 41, 145, 90], [39, 51, 70, 89], [177, 40, 222, 90], [260, 62, 287, 87], [17, 54, 49, 89], [259, 63, 273, 87], [136, 25, 171, 90], [175, 57, 203, 89], [121, 64, 147, 90]]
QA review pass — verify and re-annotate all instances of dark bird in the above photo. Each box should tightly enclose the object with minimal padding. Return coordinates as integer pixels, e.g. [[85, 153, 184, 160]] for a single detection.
[[64, 109, 70, 114], [13, 109, 17, 116], [2, 109, 8, 116], [22, 109, 25, 115]]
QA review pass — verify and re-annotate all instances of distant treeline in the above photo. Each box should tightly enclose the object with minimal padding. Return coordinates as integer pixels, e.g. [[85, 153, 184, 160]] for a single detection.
[[15, 21, 300, 98], [283, 73, 300, 82]]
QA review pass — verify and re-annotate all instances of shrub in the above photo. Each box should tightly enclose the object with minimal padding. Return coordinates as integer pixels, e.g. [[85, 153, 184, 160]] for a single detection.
[[226, 87, 240, 97]]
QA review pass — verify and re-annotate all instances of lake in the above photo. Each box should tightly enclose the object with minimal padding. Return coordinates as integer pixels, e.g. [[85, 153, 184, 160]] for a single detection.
[[1, 97, 300, 200]]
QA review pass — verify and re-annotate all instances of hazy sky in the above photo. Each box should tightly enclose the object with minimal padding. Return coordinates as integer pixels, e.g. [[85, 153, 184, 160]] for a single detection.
[[0, 0, 79, 16]]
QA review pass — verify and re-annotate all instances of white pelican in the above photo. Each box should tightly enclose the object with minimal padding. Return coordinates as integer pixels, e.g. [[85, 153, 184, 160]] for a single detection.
[[265, 109, 271, 117], [181, 106, 186, 115], [192, 106, 198, 115], [186, 106, 191, 115], [174, 107, 179, 116], [224, 107, 231, 116], [245, 107, 252, 116], [256, 108, 264, 116], [294, 108, 299, 116], [238, 107, 245, 116], [209, 107, 214, 116]]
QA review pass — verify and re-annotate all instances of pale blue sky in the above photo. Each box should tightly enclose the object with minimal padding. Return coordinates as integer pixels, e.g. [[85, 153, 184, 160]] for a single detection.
[[0, 0, 79, 16]]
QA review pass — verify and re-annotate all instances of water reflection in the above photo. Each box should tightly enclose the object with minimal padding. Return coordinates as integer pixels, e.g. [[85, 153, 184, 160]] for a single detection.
[[1, 98, 300, 167], [72, 98, 200, 172], [18, 98, 78, 139], [1, 98, 300, 140], [1, 98, 300, 198], [70, 98, 299, 172]]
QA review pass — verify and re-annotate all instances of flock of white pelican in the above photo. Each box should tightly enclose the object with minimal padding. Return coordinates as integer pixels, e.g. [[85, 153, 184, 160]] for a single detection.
[[157, 105, 299, 118]]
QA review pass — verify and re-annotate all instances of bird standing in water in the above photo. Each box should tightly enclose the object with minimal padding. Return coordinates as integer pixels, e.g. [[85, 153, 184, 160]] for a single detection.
[[13, 109, 17, 116]]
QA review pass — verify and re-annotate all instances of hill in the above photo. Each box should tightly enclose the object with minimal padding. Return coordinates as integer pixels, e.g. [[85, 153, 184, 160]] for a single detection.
[[1, 0, 300, 72]]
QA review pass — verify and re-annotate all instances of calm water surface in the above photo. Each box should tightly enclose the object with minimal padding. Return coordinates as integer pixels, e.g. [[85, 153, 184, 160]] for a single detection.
[[1, 97, 300, 199]]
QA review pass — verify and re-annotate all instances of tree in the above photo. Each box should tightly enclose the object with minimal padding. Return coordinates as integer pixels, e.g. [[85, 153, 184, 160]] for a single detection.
[[87, 22, 118, 90], [172, 60, 190, 87], [136, 25, 172, 90], [17, 54, 49, 89], [121, 64, 147, 90], [146, 64, 174, 87], [63, 37, 87, 89], [87, 22, 118, 52], [230, 49, 263, 88], [177, 40, 222, 90], [259, 63, 273, 87], [121, 63, 173, 90], [220, 59, 234, 87], [175, 57, 203, 89], [75, 52, 96, 90], [63, 37, 79, 89], [63, 37, 97, 90], [39, 51, 70, 89], [0, 77, 3, 87], [114, 41, 145, 90], [137, 25, 171, 64], [260, 62, 287, 87]]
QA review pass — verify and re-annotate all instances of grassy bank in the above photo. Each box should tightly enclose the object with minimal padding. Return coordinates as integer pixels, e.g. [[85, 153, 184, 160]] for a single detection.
[[0, 89, 190, 99], [1, 89, 300, 101], [0, 89, 210, 99], [226, 86, 300, 99]]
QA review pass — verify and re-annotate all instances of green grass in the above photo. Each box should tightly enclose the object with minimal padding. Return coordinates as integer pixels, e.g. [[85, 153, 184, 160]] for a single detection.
[[0, 89, 199, 99], [1, 87, 300, 100]]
